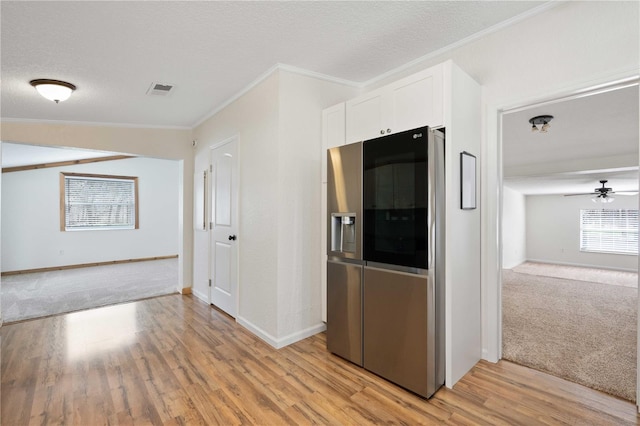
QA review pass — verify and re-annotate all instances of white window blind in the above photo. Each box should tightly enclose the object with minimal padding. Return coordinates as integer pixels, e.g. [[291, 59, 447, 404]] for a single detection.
[[580, 209, 638, 255], [63, 173, 138, 231]]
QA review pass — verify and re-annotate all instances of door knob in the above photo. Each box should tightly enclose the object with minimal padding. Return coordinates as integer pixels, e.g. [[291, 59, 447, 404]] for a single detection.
[[228, 235, 237, 241]]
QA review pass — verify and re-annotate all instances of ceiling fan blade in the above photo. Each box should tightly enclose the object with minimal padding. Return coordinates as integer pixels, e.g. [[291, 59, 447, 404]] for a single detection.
[[611, 191, 639, 196], [563, 193, 598, 197]]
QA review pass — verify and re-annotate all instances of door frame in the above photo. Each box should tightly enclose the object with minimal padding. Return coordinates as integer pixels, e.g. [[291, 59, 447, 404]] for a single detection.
[[208, 135, 240, 317], [485, 71, 639, 406]]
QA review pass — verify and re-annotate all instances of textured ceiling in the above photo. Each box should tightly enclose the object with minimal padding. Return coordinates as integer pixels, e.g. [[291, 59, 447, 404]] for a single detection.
[[1, 1, 545, 128]]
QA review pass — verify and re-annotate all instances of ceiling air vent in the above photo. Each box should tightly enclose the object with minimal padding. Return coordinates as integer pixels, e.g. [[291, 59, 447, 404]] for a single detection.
[[146, 82, 174, 96]]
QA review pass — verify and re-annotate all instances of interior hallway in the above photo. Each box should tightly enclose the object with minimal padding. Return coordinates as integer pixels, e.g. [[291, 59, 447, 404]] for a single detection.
[[2, 294, 637, 425]]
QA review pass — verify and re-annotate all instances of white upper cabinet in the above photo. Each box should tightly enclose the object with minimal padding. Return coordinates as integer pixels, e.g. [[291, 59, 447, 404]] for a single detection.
[[344, 89, 386, 143], [321, 102, 346, 182], [346, 63, 444, 144], [388, 63, 444, 133]]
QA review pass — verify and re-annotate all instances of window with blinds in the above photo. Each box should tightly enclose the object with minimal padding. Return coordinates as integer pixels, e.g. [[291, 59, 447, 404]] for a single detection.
[[580, 209, 638, 255], [61, 172, 139, 231]]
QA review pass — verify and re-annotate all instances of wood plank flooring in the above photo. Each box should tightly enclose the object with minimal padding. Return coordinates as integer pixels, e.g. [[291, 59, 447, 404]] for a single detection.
[[2, 294, 638, 425]]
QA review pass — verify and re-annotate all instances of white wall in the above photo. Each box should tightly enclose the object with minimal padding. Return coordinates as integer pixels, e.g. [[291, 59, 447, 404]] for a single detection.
[[0, 123, 194, 289], [526, 193, 639, 272], [193, 68, 357, 346], [502, 185, 527, 269], [276, 70, 358, 341], [194, 72, 281, 338], [2, 156, 179, 272], [443, 62, 483, 385]]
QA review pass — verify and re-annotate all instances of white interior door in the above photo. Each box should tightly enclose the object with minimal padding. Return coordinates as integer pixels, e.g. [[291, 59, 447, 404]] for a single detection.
[[210, 138, 238, 317]]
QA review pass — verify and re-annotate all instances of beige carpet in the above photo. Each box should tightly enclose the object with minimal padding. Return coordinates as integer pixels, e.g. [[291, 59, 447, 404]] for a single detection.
[[502, 266, 637, 402], [513, 261, 638, 288]]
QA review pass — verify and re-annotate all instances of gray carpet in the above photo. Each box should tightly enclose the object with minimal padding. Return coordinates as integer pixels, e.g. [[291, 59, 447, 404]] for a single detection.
[[502, 268, 637, 402], [513, 261, 638, 289], [1, 258, 179, 323]]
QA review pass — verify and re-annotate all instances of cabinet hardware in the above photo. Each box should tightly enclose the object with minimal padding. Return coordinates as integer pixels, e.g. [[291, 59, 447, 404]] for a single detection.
[[387, 129, 391, 134], [380, 130, 385, 135]]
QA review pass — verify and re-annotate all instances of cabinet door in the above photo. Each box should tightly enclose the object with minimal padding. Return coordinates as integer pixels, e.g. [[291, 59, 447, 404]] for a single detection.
[[322, 103, 346, 183], [388, 64, 444, 133], [346, 88, 385, 144]]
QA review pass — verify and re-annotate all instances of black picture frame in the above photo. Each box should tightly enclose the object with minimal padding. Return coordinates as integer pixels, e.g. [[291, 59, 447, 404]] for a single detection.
[[460, 151, 476, 210]]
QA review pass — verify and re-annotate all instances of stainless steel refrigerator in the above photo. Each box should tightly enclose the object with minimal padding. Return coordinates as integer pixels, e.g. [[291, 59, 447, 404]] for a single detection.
[[327, 126, 445, 398]]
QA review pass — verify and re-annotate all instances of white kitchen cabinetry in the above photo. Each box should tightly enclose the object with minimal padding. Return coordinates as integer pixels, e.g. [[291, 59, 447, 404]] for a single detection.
[[321, 102, 346, 322], [345, 63, 444, 144]]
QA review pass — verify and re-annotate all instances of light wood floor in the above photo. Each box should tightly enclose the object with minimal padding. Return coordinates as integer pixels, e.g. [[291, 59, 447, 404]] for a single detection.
[[2, 294, 638, 425]]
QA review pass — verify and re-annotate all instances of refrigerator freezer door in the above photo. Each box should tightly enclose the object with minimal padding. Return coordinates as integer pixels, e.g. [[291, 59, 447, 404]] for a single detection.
[[363, 266, 436, 398], [327, 260, 363, 366], [327, 142, 363, 260]]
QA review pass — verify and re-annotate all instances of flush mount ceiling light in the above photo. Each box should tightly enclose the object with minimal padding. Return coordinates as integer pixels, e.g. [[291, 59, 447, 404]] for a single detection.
[[29, 79, 76, 103], [529, 115, 554, 133]]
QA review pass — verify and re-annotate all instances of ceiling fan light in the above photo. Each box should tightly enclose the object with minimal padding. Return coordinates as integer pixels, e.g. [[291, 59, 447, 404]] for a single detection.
[[593, 194, 615, 203], [30, 79, 76, 103], [531, 123, 539, 132]]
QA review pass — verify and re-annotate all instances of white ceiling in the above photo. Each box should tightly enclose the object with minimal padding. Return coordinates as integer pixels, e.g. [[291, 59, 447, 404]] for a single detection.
[[502, 84, 639, 195], [1, 1, 545, 128]]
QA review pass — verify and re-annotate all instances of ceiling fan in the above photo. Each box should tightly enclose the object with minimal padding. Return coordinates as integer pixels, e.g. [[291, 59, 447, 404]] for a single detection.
[[564, 180, 638, 203]]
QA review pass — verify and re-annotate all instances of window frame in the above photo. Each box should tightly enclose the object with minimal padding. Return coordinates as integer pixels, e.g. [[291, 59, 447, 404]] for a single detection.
[[60, 172, 139, 232], [579, 208, 638, 256]]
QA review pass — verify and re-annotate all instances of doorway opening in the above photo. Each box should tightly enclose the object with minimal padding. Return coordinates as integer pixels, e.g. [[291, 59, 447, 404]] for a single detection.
[[500, 81, 639, 401], [1, 142, 182, 323]]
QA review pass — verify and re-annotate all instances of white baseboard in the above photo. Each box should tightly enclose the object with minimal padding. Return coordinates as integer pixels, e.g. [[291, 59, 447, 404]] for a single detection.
[[192, 288, 208, 303], [275, 323, 327, 349], [237, 316, 279, 347], [237, 316, 326, 349], [526, 258, 638, 273]]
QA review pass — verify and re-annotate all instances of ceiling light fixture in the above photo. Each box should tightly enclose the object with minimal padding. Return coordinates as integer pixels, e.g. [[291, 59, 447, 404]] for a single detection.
[[529, 115, 554, 133], [29, 79, 76, 103], [592, 193, 615, 203]]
